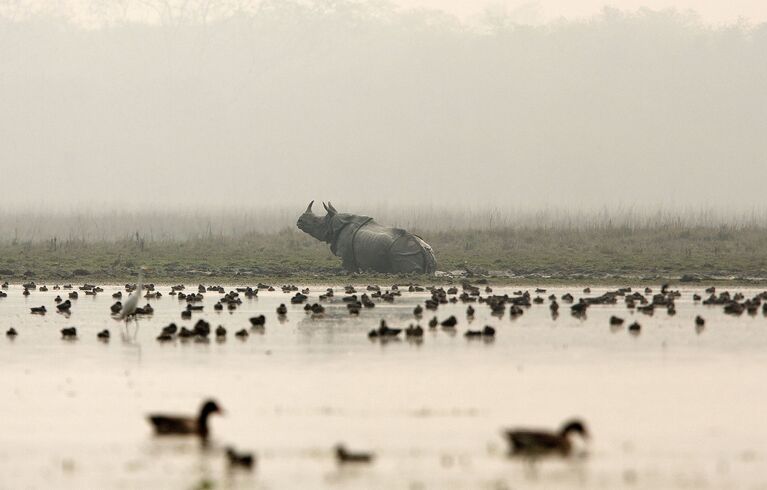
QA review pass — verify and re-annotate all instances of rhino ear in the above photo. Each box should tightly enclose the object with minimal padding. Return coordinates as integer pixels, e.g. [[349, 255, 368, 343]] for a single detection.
[[322, 202, 329, 213], [326, 202, 338, 215]]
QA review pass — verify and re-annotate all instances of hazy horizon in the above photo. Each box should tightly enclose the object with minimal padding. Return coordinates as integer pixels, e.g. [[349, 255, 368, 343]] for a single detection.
[[1, 1, 765, 214]]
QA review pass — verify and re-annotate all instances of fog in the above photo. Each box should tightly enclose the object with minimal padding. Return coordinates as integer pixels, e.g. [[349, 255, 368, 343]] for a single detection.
[[1, 1, 766, 215]]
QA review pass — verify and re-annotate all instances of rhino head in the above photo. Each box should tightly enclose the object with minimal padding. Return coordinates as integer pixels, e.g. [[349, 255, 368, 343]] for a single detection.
[[296, 200, 338, 243]]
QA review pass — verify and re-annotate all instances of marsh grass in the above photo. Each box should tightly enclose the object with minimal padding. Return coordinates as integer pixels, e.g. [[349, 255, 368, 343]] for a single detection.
[[1, 209, 766, 281]]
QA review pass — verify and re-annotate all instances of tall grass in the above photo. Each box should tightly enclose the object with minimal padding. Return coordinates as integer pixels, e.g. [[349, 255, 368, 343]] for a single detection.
[[1, 207, 766, 279], [1, 207, 766, 244]]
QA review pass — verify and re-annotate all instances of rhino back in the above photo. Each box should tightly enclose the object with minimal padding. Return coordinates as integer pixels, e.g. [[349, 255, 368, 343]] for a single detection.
[[335, 221, 397, 272]]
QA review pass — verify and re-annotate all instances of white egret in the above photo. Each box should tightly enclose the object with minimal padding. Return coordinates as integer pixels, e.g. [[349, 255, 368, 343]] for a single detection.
[[120, 266, 145, 339]]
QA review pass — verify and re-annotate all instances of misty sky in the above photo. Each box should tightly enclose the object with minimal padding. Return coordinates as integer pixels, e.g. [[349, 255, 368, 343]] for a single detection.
[[1, 1, 766, 213], [407, 0, 767, 24]]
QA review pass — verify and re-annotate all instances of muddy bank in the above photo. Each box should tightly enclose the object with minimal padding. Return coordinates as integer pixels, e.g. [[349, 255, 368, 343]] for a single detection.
[[1, 265, 765, 286]]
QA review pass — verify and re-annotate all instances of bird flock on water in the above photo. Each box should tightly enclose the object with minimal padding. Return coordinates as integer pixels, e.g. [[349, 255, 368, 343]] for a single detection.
[[3, 274, 764, 471]]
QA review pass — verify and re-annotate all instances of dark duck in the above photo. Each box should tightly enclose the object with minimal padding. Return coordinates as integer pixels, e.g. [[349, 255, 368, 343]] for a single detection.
[[147, 399, 223, 439], [503, 419, 589, 458]]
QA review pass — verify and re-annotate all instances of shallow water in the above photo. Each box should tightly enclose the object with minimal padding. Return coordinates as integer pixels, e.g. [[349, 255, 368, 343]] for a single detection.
[[0, 283, 766, 490]]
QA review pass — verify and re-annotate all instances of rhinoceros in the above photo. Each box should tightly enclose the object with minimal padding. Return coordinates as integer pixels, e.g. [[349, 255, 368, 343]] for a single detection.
[[297, 201, 437, 274]]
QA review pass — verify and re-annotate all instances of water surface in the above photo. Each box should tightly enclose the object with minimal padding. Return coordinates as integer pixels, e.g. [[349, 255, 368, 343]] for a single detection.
[[0, 284, 765, 489]]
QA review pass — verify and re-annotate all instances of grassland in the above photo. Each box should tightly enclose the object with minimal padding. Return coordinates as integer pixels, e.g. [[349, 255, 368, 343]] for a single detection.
[[1, 225, 766, 284]]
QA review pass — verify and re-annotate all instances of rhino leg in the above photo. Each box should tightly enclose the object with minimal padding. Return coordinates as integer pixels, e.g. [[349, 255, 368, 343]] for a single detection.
[[333, 227, 360, 272]]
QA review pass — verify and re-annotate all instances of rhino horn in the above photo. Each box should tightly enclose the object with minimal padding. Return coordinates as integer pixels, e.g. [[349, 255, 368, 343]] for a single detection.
[[304, 200, 315, 213]]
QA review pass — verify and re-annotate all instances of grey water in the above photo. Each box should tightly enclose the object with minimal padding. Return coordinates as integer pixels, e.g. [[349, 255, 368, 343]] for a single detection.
[[0, 284, 765, 489]]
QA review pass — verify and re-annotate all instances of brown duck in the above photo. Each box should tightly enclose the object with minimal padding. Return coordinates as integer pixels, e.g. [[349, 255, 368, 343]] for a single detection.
[[147, 399, 222, 438], [335, 444, 374, 463], [503, 419, 589, 457]]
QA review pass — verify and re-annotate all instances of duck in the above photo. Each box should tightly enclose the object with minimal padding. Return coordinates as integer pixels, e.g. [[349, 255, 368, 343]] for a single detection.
[[570, 301, 588, 317], [667, 304, 676, 315], [509, 305, 524, 317], [335, 444, 374, 463], [695, 315, 705, 326], [465, 325, 496, 338], [368, 320, 401, 338], [215, 325, 227, 337], [6, 327, 17, 337], [250, 315, 266, 326], [136, 304, 154, 315], [276, 304, 288, 315], [291, 293, 308, 304], [226, 446, 255, 469], [310, 303, 325, 315], [56, 300, 72, 312], [405, 324, 424, 337], [440, 315, 458, 328], [549, 299, 559, 313], [30, 306, 47, 315], [235, 329, 249, 338], [97, 329, 110, 340], [193, 319, 211, 337], [147, 399, 222, 438], [503, 419, 589, 458], [61, 327, 77, 338]]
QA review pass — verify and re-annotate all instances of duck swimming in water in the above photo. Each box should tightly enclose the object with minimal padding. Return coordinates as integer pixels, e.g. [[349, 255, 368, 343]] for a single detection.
[[335, 444, 374, 463], [226, 446, 255, 469], [147, 399, 222, 439], [56, 300, 72, 312], [503, 419, 589, 458]]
